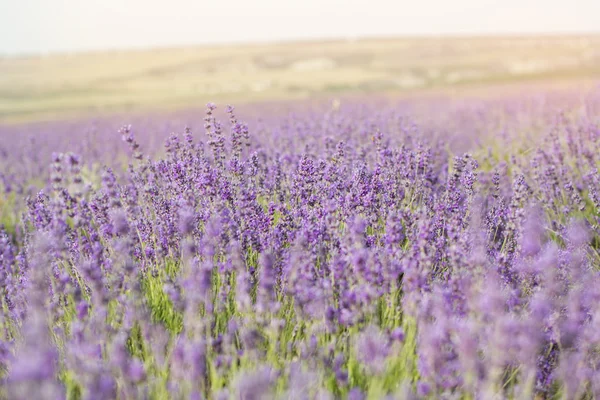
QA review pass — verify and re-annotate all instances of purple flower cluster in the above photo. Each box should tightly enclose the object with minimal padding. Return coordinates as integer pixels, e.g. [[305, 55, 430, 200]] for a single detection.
[[1, 87, 600, 398]]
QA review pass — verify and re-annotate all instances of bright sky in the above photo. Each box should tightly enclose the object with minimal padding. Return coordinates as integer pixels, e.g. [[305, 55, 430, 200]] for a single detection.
[[1, 0, 599, 55]]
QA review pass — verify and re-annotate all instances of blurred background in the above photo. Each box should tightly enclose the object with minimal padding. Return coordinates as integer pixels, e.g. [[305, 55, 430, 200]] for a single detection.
[[1, 0, 599, 123]]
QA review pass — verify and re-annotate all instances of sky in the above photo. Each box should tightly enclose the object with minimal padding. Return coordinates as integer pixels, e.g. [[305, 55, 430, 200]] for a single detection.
[[1, 0, 599, 55]]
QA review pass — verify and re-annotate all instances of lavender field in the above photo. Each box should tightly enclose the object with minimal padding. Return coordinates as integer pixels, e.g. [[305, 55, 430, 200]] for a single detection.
[[1, 87, 600, 399]]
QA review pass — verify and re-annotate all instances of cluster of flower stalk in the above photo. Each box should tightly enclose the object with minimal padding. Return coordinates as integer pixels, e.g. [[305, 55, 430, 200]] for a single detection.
[[1, 93, 600, 399]]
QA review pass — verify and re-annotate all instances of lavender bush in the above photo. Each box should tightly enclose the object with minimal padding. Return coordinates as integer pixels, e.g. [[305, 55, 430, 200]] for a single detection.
[[1, 88, 600, 399]]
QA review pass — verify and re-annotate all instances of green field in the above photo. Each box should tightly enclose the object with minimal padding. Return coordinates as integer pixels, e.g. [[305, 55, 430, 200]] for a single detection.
[[1, 35, 600, 123]]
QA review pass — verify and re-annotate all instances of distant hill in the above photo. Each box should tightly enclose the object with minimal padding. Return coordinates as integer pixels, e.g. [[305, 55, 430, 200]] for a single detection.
[[1, 35, 600, 123]]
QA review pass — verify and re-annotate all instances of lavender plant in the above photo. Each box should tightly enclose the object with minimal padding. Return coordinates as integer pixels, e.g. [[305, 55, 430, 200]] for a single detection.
[[1, 88, 600, 399]]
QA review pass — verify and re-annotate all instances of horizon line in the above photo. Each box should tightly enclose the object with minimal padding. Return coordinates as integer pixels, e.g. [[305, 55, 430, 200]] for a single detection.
[[2, 31, 600, 59]]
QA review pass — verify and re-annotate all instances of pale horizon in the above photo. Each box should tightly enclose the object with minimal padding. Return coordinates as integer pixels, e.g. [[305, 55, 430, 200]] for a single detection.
[[2, 0, 600, 56]]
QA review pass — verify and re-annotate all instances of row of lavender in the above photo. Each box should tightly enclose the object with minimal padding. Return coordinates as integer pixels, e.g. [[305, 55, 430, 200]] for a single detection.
[[1, 89, 600, 398]]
